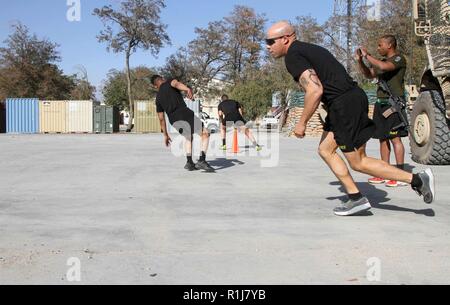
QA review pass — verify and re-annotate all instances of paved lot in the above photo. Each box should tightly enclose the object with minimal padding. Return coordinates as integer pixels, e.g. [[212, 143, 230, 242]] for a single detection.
[[0, 131, 449, 284]]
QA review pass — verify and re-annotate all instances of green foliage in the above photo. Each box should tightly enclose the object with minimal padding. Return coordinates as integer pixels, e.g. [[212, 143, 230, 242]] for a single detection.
[[70, 79, 96, 101], [102, 66, 156, 110], [0, 23, 76, 100], [229, 79, 272, 120]]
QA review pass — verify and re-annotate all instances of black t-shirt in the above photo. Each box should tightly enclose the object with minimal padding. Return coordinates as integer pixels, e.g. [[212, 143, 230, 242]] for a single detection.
[[285, 41, 357, 104], [155, 78, 187, 115], [218, 100, 242, 116]]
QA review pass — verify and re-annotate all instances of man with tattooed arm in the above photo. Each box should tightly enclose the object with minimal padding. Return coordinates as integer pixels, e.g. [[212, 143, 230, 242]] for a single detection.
[[265, 21, 435, 216]]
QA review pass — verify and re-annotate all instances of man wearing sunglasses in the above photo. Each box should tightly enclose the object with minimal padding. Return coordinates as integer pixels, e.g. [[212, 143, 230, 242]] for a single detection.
[[266, 21, 435, 216]]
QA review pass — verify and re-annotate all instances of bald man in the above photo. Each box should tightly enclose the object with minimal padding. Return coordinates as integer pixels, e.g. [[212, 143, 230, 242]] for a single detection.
[[266, 21, 435, 216]]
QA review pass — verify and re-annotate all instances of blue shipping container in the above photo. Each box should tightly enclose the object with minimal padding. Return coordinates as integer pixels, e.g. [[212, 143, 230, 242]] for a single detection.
[[6, 98, 39, 133]]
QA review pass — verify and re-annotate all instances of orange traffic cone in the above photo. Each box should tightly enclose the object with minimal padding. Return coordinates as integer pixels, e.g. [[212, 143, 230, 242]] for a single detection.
[[232, 128, 239, 154]]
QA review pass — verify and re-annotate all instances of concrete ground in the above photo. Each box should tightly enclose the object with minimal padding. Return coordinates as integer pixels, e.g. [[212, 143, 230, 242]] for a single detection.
[[0, 131, 449, 285]]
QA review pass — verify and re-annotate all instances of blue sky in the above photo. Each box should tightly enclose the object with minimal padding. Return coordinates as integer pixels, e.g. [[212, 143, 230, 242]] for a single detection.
[[0, 0, 334, 95]]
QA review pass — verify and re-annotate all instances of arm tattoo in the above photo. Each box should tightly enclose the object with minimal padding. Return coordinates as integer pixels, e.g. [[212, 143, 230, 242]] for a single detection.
[[307, 69, 321, 87], [300, 69, 321, 90], [300, 76, 309, 89]]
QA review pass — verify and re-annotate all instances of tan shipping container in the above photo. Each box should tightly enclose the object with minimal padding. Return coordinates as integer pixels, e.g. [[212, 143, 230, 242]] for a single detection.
[[67, 100, 93, 133], [134, 100, 161, 133], [39, 101, 67, 133]]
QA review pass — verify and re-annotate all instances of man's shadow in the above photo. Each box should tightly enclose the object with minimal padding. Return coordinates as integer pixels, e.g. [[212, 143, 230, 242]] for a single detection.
[[208, 158, 245, 171], [239, 145, 260, 151], [327, 180, 435, 217], [402, 163, 416, 172]]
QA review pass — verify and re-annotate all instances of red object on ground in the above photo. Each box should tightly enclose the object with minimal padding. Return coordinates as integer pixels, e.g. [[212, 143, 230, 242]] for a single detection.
[[232, 128, 239, 154]]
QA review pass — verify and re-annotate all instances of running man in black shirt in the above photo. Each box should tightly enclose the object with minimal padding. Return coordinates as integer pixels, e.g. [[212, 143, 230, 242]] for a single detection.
[[357, 35, 409, 188], [266, 21, 435, 216], [218, 94, 261, 151], [151, 75, 214, 172]]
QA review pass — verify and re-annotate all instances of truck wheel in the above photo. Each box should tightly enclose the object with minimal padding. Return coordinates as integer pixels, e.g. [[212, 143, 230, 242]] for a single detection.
[[410, 90, 450, 165]]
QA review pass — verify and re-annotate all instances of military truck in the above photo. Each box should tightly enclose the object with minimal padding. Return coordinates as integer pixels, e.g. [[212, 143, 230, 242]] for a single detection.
[[411, 0, 450, 164]]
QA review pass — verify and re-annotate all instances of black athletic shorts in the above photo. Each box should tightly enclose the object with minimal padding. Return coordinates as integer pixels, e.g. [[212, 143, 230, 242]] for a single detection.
[[372, 102, 409, 140], [168, 107, 204, 138], [323, 86, 375, 153], [222, 113, 247, 126]]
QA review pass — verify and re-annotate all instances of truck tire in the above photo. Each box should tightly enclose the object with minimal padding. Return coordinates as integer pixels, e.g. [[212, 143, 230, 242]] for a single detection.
[[410, 90, 450, 165]]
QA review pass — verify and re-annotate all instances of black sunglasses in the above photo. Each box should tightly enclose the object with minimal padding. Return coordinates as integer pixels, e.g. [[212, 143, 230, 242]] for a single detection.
[[265, 32, 294, 46]]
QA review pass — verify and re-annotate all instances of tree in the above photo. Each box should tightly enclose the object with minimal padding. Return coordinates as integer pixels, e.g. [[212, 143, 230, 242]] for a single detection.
[[0, 23, 75, 101], [101, 69, 128, 110], [94, 0, 170, 131], [161, 21, 229, 101], [162, 5, 266, 104], [162, 47, 193, 82], [229, 77, 273, 121], [187, 21, 229, 90], [294, 16, 325, 45], [102, 66, 156, 110], [224, 6, 266, 83], [70, 65, 96, 101], [70, 79, 96, 101], [226, 54, 299, 124]]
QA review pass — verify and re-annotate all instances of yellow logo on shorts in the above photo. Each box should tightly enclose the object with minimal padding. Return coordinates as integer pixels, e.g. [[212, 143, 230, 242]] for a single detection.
[[390, 131, 398, 136], [339, 145, 347, 150]]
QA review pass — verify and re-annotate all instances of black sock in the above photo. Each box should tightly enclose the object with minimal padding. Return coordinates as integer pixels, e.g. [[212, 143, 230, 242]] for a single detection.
[[222, 139, 226, 146], [411, 174, 423, 189], [186, 155, 194, 164], [199, 151, 206, 162], [348, 192, 363, 201], [396, 164, 405, 170]]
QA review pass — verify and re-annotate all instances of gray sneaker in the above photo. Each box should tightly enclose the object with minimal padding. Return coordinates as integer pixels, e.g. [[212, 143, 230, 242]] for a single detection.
[[195, 160, 215, 173], [333, 197, 372, 216], [413, 168, 435, 204], [184, 162, 198, 172]]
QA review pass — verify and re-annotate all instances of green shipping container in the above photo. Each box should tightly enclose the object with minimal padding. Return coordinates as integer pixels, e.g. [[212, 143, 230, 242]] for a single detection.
[[93, 105, 120, 133], [134, 100, 161, 133]]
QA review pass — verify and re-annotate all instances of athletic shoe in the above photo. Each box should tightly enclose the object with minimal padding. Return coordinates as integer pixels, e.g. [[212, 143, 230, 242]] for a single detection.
[[256, 145, 262, 152], [333, 197, 372, 216], [184, 162, 198, 172], [221, 145, 227, 151], [368, 177, 386, 184], [413, 168, 435, 204], [195, 160, 215, 173]]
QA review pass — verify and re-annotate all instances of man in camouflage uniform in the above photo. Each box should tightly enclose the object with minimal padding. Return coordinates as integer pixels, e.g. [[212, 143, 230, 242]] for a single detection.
[[357, 35, 409, 188]]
